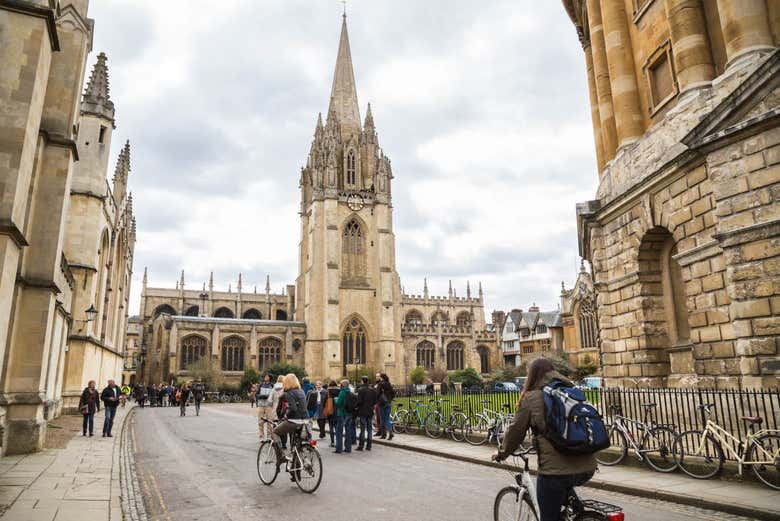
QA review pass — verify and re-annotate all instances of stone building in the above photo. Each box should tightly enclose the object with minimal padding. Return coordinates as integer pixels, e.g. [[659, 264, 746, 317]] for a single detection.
[[563, 0, 779, 388], [498, 266, 599, 370], [122, 316, 141, 386], [138, 15, 500, 386], [0, 1, 135, 454]]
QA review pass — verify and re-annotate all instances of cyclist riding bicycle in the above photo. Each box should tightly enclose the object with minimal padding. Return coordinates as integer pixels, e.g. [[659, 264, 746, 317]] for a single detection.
[[493, 358, 597, 521], [272, 373, 309, 470]]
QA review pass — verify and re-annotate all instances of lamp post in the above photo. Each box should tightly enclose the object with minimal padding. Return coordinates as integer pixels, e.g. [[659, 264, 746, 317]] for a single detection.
[[75, 304, 98, 335]]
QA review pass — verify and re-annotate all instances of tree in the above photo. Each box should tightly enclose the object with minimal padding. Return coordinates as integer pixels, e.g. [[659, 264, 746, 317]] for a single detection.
[[240, 368, 261, 395], [449, 367, 482, 386], [544, 353, 574, 377], [187, 357, 224, 391], [428, 367, 448, 383], [264, 362, 307, 381], [574, 355, 598, 381], [409, 367, 427, 385], [490, 364, 526, 383]]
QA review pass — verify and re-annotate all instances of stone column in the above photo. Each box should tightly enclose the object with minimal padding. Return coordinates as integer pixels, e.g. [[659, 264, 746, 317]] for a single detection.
[[716, 0, 774, 69], [584, 43, 606, 172], [665, 0, 715, 92], [600, 0, 644, 147], [587, 0, 618, 161]]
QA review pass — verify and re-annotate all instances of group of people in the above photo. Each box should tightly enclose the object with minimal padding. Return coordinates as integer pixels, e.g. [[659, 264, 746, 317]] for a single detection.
[[78, 379, 122, 437], [254, 372, 395, 455], [132, 381, 206, 416]]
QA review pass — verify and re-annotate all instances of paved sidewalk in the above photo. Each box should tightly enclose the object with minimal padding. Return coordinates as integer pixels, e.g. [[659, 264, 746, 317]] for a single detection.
[[372, 433, 780, 520], [0, 404, 135, 521]]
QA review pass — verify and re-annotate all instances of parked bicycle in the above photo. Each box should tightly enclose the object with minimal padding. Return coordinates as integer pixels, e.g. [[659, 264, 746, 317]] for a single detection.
[[596, 402, 677, 472], [256, 419, 323, 493], [423, 399, 468, 441], [393, 399, 430, 435], [464, 400, 515, 446], [493, 446, 624, 521], [672, 403, 780, 490]]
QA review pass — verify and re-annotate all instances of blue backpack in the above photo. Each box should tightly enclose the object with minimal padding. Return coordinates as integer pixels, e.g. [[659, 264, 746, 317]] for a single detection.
[[542, 379, 609, 455]]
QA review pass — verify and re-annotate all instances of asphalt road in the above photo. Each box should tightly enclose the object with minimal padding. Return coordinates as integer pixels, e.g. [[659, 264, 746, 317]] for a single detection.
[[130, 404, 759, 521]]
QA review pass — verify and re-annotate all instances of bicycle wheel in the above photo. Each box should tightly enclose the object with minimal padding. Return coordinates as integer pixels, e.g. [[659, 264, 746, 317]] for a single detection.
[[642, 426, 678, 473], [494, 486, 537, 521], [450, 412, 467, 442], [425, 411, 444, 439], [595, 425, 627, 466], [293, 444, 322, 493], [673, 430, 723, 479], [746, 433, 780, 490], [464, 415, 489, 446], [257, 441, 279, 485], [394, 410, 410, 434]]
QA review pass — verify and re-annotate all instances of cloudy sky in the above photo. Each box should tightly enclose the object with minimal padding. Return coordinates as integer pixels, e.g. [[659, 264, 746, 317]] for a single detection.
[[89, 0, 598, 318]]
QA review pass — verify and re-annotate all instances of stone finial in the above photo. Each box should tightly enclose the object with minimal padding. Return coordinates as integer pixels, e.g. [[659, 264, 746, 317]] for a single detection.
[[237, 273, 242, 293], [316, 112, 324, 134], [82, 52, 115, 121], [478, 281, 483, 298], [209, 271, 214, 292], [423, 278, 429, 299], [228, 283, 231, 293], [254, 285, 257, 294], [466, 281, 471, 299], [202, 282, 206, 291], [364, 103, 374, 129], [265, 274, 271, 294], [142, 267, 147, 288], [112, 140, 131, 202], [580, 258, 586, 272], [179, 270, 185, 290]]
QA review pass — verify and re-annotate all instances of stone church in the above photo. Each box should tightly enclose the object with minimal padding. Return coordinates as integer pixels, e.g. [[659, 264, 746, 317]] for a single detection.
[[563, 0, 779, 388], [139, 15, 501, 386], [0, 1, 135, 454]]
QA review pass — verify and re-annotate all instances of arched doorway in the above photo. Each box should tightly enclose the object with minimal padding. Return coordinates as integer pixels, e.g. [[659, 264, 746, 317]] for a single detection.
[[342, 316, 367, 375]]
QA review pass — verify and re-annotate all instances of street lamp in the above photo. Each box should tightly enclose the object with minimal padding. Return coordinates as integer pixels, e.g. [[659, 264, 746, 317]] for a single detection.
[[85, 304, 98, 322]]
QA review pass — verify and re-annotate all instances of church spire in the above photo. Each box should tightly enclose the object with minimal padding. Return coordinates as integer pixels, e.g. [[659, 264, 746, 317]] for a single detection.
[[82, 52, 115, 122], [112, 141, 130, 202], [327, 14, 361, 136]]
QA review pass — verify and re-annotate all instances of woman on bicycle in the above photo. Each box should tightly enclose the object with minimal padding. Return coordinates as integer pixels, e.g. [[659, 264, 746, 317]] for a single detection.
[[493, 358, 596, 521], [271, 373, 308, 468]]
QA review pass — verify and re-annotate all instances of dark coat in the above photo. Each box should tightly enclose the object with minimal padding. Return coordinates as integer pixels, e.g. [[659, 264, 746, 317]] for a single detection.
[[499, 371, 597, 476], [306, 388, 327, 411], [79, 387, 100, 413], [376, 380, 394, 404], [101, 385, 120, 408], [356, 384, 378, 417], [280, 388, 308, 420]]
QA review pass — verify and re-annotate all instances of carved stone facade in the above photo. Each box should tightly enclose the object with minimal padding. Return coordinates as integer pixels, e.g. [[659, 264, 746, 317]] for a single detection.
[[564, 0, 779, 388], [0, 1, 135, 454], [138, 15, 499, 385]]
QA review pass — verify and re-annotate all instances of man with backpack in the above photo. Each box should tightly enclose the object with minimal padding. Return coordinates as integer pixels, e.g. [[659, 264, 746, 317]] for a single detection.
[[356, 376, 378, 451], [494, 358, 602, 521], [333, 379, 356, 453]]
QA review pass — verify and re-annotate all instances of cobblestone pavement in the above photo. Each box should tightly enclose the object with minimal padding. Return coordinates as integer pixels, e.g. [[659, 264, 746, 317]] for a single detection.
[[131, 404, 762, 521]]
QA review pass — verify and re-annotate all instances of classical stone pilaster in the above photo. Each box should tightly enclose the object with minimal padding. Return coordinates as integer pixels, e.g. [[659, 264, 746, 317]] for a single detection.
[[716, 0, 774, 70], [587, 0, 618, 160], [600, 0, 644, 147], [584, 43, 606, 172], [665, 0, 715, 93]]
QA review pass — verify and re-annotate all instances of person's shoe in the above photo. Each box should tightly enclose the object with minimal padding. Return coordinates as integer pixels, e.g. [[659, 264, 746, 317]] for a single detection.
[[82, 432, 86, 436], [374, 431, 381, 436], [107, 433, 113, 437], [366, 447, 371, 451], [89, 433, 94, 437], [356, 446, 363, 451], [332, 450, 342, 453], [388, 433, 394, 440], [379, 433, 386, 439], [102, 433, 106, 437], [329, 442, 335, 448]]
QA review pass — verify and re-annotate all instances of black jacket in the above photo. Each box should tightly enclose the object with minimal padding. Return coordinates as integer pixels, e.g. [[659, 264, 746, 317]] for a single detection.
[[376, 380, 395, 403], [101, 386, 120, 408], [280, 388, 308, 420], [356, 384, 378, 417], [79, 388, 100, 413], [306, 388, 327, 411]]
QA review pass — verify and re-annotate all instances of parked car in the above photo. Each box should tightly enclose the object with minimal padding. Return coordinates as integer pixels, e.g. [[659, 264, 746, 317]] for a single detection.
[[490, 381, 519, 393], [578, 376, 603, 390]]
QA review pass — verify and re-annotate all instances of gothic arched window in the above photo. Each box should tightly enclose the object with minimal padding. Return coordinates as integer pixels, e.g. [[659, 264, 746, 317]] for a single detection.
[[258, 337, 282, 371], [456, 312, 472, 327], [346, 149, 356, 187], [214, 307, 234, 318], [446, 341, 464, 371], [221, 336, 245, 371], [184, 305, 199, 317], [405, 311, 423, 326], [431, 311, 448, 327], [275, 309, 288, 321], [478, 346, 490, 374], [342, 219, 366, 282], [416, 340, 435, 369], [180, 335, 207, 370], [578, 302, 598, 349], [242, 308, 262, 320], [342, 318, 367, 367]]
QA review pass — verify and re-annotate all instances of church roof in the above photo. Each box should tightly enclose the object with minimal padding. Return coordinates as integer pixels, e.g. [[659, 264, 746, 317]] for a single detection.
[[327, 14, 361, 136]]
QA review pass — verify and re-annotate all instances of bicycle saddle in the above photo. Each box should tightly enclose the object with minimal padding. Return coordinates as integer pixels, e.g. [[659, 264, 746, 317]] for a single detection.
[[741, 416, 763, 425]]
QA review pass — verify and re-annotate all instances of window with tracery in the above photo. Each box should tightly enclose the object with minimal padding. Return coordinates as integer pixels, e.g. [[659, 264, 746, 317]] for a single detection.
[[258, 337, 282, 371], [536, 324, 547, 334], [522, 345, 534, 354], [221, 336, 245, 371], [342, 318, 367, 366], [478, 346, 490, 373], [416, 341, 435, 369], [214, 307, 234, 318], [242, 308, 262, 319], [446, 341, 464, 371], [180, 335, 207, 369], [184, 305, 199, 317], [456, 312, 471, 327], [346, 150, 356, 186], [431, 312, 448, 327], [342, 219, 366, 282], [578, 301, 598, 349], [405, 311, 423, 326]]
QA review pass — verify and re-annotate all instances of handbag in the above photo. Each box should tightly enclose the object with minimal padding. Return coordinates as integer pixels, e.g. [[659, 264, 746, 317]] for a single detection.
[[378, 391, 389, 406], [80, 404, 89, 415], [321, 395, 334, 417]]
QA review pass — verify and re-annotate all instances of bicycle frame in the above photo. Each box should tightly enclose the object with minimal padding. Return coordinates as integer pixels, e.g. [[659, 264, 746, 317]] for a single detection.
[[697, 420, 780, 475], [611, 415, 661, 460]]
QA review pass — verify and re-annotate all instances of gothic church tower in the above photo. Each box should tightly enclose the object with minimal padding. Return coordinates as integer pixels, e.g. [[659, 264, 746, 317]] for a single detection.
[[296, 14, 402, 380]]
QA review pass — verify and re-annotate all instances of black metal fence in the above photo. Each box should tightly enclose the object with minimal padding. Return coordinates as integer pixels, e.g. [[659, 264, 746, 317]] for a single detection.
[[392, 385, 520, 419]]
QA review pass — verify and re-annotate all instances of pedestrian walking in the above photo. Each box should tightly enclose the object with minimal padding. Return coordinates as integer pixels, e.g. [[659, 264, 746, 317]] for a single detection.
[[325, 380, 339, 447], [100, 379, 120, 437], [373, 373, 383, 435], [134, 383, 145, 408], [271, 376, 287, 448], [79, 380, 100, 436], [193, 381, 205, 416], [376, 373, 394, 440], [301, 378, 314, 396], [256, 374, 276, 439], [161, 385, 169, 407], [356, 376, 378, 451], [334, 379, 356, 453], [306, 380, 329, 439], [179, 384, 191, 416]]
